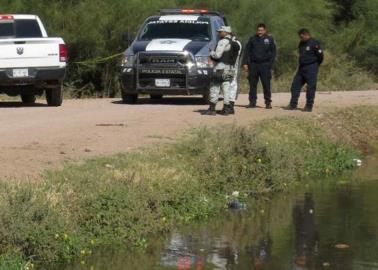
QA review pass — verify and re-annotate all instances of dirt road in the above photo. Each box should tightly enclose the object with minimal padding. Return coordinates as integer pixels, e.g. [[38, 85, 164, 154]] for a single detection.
[[1, 91, 377, 181]]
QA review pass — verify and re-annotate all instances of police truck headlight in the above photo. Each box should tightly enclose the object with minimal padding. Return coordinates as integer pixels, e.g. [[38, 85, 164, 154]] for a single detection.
[[196, 56, 214, 68], [121, 55, 135, 67]]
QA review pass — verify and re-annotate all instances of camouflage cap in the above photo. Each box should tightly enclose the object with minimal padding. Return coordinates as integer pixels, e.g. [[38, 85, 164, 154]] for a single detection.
[[217, 26, 232, 33]]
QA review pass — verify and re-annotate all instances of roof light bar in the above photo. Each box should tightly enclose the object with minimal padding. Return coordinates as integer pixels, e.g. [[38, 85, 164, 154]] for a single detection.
[[0, 15, 14, 20], [160, 9, 222, 16], [181, 9, 209, 14], [159, 9, 227, 24]]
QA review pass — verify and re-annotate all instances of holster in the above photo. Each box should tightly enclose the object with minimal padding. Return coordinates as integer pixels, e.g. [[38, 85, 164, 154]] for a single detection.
[[213, 69, 235, 83], [213, 69, 225, 82]]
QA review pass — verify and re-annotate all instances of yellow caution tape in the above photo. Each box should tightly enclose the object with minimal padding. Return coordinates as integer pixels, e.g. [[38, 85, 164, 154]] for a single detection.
[[71, 52, 124, 67]]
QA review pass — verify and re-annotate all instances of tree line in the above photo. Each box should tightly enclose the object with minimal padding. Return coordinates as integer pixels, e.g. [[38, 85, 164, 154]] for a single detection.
[[0, 0, 377, 96]]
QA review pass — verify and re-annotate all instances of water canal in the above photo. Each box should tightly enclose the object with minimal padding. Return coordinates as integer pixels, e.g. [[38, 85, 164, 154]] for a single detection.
[[62, 157, 378, 270]]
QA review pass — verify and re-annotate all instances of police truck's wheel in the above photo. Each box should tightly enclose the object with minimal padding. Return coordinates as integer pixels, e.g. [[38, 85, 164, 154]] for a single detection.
[[202, 92, 210, 104], [21, 94, 36, 104], [150, 94, 163, 100], [46, 85, 63, 107], [122, 93, 138, 104]]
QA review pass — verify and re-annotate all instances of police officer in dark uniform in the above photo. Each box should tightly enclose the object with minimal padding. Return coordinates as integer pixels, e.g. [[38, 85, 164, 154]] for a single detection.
[[288, 28, 324, 112], [243, 23, 276, 109]]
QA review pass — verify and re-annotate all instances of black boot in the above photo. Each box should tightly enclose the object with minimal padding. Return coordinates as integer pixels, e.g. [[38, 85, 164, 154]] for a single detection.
[[284, 104, 297, 110], [202, 103, 217, 116], [229, 102, 235, 115], [303, 105, 313, 112], [219, 104, 231, 116], [265, 103, 272, 109], [247, 101, 257, 108]]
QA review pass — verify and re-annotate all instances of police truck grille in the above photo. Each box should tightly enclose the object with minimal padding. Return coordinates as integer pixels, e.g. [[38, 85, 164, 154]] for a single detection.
[[138, 54, 188, 66], [136, 52, 189, 89]]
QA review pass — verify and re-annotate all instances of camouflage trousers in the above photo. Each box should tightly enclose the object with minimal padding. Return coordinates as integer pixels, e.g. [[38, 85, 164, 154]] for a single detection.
[[210, 67, 235, 105]]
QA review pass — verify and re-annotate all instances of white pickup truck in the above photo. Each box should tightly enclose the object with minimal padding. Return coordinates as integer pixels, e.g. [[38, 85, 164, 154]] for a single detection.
[[0, 14, 67, 106]]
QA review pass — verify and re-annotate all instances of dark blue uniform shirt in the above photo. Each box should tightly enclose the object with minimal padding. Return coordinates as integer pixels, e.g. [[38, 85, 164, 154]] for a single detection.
[[298, 38, 324, 66], [243, 35, 276, 65]]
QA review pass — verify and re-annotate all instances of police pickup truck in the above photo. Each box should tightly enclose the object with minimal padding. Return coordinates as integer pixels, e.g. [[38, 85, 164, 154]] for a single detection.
[[120, 9, 228, 104], [0, 14, 67, 106]]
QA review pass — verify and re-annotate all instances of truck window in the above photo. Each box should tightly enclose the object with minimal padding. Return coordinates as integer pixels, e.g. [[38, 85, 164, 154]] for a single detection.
[[0, 22, 14, 38], [0, 19, 42, 39], [15, 20, 42, 38], [139, 19, 211, 41]]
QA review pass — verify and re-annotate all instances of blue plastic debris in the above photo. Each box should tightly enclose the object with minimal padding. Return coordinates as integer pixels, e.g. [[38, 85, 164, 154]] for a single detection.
[[228, 200, 247, 210]]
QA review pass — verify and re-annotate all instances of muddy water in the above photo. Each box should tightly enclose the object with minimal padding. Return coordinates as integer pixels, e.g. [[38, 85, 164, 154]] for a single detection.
[[63, 157, 378, 270]]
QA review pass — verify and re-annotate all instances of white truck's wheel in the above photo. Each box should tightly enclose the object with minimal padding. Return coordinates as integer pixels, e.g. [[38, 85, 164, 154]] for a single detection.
[[46, 85, 63, 107]]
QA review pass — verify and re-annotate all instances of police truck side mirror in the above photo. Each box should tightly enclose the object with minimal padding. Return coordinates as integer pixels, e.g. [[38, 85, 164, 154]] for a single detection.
[[122, 32, 135, 47]]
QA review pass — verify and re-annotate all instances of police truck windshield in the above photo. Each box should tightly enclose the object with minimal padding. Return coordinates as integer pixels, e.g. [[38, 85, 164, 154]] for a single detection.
[[138, 19, 211, 41], [0, 19, 43, 39]]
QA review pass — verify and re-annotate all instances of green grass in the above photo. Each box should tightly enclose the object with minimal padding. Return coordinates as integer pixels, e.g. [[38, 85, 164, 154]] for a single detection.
[[0, 252, 32, 270], [0, 106, 377, 268]]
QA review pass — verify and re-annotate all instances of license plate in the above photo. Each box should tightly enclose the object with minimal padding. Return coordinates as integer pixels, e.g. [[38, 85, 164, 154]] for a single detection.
[[13, 69, 29, 78], [155, 79, 171, 88]]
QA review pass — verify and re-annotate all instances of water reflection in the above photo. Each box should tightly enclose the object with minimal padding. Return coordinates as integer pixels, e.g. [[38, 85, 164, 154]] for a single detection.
[[249, 235, 273, 270], [292, 193, 318, 270], [62, 174, 378, 270]]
